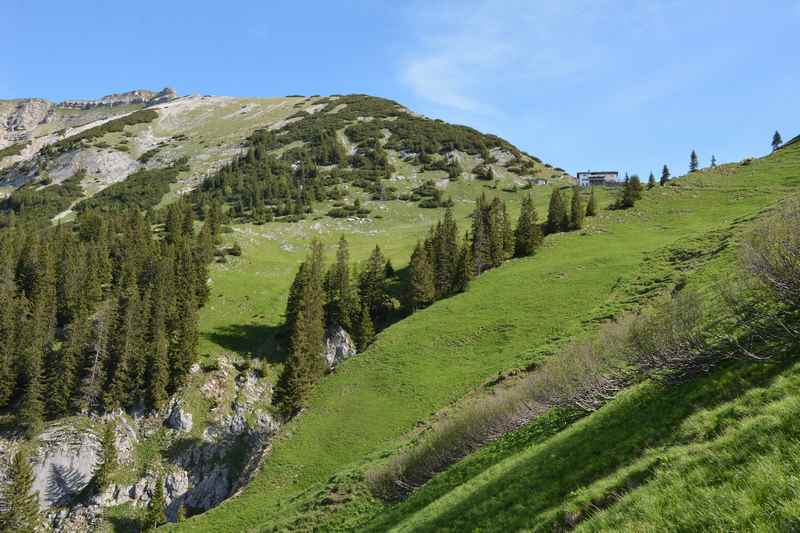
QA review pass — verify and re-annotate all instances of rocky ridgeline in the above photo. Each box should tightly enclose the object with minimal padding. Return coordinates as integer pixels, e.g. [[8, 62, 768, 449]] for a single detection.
[[58, 87, 177, 109], [0, 87, 177, 151]]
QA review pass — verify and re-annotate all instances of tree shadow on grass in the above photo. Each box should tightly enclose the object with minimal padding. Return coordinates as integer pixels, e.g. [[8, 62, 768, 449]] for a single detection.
[[107, 515, 143, 533], [203, 323, 287, 364]]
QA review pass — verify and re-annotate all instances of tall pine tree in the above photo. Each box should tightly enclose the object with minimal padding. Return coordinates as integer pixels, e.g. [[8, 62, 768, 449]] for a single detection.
[[660, 164, 670, 186], [569, 186, 584, 230], [514, 194, 542, 257], [546, 187, 569, 234], [0, 449, 40, 533], [407, 242, 435, 310], [586, 187, 598, 217]]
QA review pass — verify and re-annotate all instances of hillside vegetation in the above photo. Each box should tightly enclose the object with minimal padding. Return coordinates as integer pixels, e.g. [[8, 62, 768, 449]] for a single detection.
[[172, 133, 800, 530]]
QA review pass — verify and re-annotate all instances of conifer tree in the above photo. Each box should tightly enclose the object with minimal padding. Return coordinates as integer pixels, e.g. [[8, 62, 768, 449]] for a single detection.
[[546, 188, 569, 234], [586, 187, 598, 217], [711, 154, 717, 167], [619, 178, 636, 209], [772, 131, 783, 151], [471, 194, 491, 274], [358, 246, 389, 321], [452, 239, 473, 293], [501, 202, 514, 260], [104, 285, 142, 411], [569, 186, 584, 230], [407, 242, 435, 310], [630, 175, 643, 200], [431, 207, 459, 298], [488, 198, 506, 267], [514, 194, 542, 257], [325, 236, 356, 331], [690, 150, 699, 172], [353, 301, 375, 351], [276, 240, 326, 416], [19, 339, 44, 438], [91, 421, 118, 492], [0, 449, 40, 533], [0, 266, 17, 408], [647, 172, 656, 189], [660, 164, 670, 186], [143, 475, 166, 531], [46, 311, 87, 416]]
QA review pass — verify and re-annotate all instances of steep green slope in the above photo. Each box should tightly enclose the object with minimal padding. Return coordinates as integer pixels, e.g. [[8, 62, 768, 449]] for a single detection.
[[175, 141, 800, 531], [375, 358, 800, 532]]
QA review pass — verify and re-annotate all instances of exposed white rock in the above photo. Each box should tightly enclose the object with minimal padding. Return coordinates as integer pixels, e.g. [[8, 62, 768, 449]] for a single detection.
[[31, 425, 100, 509], [324, 325, 357, 369], [166, 400, 193, 432]]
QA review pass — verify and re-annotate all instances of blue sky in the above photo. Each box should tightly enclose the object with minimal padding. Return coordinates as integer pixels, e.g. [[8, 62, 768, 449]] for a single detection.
[[4, 0, 799, 177]]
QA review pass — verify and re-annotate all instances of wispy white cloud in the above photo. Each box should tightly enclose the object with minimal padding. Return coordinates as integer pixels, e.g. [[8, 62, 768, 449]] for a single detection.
[[399, 0, 740, 116], [399, 0, 608, 113]]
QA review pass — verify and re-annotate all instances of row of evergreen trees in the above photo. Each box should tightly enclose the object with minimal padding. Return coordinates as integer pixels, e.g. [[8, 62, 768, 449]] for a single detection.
[[0, 199, 217, 436], [275, 188, 597, 416], [275, 238, 391, 415], [546, 186, 596, 232]]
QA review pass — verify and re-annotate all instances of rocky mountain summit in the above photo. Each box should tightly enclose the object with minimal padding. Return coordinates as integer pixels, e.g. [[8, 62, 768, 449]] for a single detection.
[[59, 87, 177, 109]]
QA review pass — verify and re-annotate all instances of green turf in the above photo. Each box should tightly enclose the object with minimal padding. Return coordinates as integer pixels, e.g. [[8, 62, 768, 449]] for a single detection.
[[171, 141, 800, 531]]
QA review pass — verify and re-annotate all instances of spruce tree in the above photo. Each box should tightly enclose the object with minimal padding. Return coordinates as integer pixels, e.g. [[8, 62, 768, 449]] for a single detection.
[[660, 164, 670, 186], [104, 285, 142, 411], [586, 187, 598, 217], [630, 175, 643, 200], [91, 421, 118, 492], [46, 311, 87, 416], [569, 186, 584, 230], [546, 188, 568, 234], [451, 239, 473, 293], [647, 172, 656, 189], [514, 194, 542, 257], [145, 285, 169, 411], [353, 301, 375, 352], [487, 198, 506, 267], [690, 150, 699, 172], [0, 266, 17, 408], [470, 194, 491, 274], [19, 338, 44, 438], [143, 474, 166, 531], [620, 179, 636, 209], [358, 246, 388, 322], [0, 449, 40, 533], [501, 202, 514, 260], [432, 207, 459, 298], [711, 155, 717, 167], [275, 240, 326, 416], [407, 242, 435, 310], [772, 131, 783, 151], [325, 236, 356, 331]]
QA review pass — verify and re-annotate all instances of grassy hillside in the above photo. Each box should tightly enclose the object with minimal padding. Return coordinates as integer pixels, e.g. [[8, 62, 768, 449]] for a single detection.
[[172, 137, 800, 531]]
